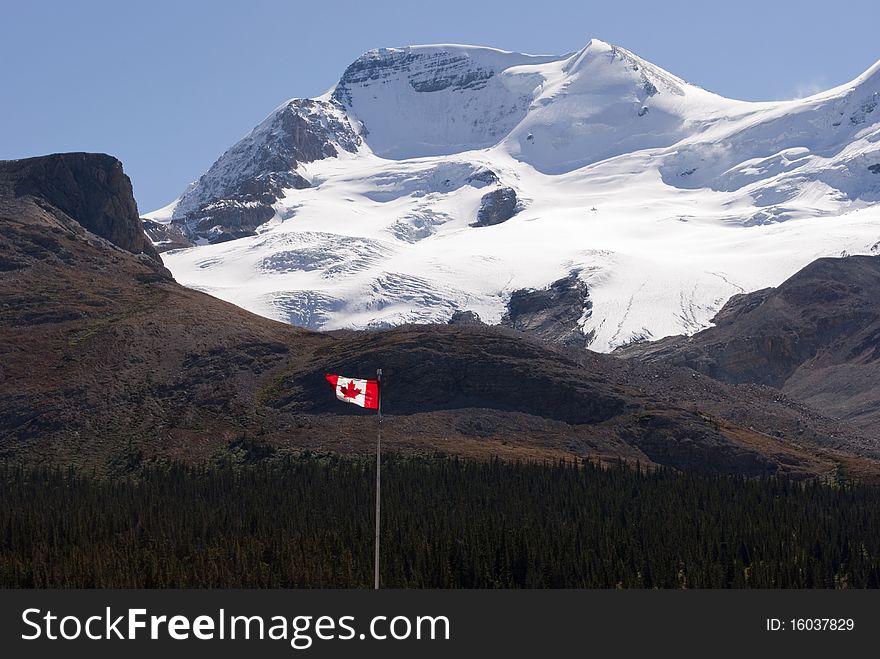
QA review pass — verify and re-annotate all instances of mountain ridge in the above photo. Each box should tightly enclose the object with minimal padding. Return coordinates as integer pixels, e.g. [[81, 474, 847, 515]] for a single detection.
[[618, 254, 880, 435], [146, 38, 880, 352]]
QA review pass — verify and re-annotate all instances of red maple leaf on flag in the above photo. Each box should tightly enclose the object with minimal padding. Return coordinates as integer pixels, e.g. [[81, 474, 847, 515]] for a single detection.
[[339, 380, 362, 399]]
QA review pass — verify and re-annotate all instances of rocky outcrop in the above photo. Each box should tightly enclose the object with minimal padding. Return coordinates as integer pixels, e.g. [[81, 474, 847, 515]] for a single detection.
[[448, 310, 484, 326], [466, 168, 499, 186], [333, 48, 497, 105], [473, 187, 520, 227], [142, 219, 192, 252], [0, 152, 161, 262], [501, 272, 593, 349], [620, 255, 880, 434], [170, 99, 361, 242]]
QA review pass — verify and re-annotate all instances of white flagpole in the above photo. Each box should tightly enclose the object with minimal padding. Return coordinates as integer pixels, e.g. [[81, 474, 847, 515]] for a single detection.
[[374, 368, 382, 590]]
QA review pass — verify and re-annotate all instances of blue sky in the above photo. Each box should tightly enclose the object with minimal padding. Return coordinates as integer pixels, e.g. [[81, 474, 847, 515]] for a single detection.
[[1, 0, 878, 211]]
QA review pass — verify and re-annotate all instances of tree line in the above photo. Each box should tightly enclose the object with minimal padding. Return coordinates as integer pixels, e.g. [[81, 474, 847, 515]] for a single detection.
[[1, 453, 879, 588]]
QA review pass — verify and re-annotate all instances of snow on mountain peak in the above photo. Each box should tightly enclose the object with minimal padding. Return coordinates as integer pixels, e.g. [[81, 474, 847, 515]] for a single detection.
[[153, 39, 880, 352], [325, 37, 738, 174], [500, 38, 732, 174], [329, 43, 559, 160]]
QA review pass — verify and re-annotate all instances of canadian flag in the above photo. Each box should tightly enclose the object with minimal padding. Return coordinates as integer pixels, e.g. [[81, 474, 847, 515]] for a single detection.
[[325, 374, 379, 409]]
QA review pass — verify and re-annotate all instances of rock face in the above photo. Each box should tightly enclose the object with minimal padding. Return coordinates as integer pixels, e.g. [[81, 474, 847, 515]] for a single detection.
[[333, 48, 498, 104], [448, 310, 484, 326], [142, 219, 192, 252], [0, 153, 161, 262], [501, 272, 593, 348], [329, 46, 553, 160], [473, 187, 520, 227], [170, 99, 361, 243], [620, 255, 880, 433], [466, 168, 499, 186]]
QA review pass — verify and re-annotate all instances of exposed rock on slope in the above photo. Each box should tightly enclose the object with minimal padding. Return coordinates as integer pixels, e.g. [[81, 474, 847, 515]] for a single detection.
[[330, 46, 556, 158], [448, 310, 484, 326], [169, 99, 361, 243], [501, 272, 593, 348], [142, 218, 193, 252], [1, 153, 161, 261], [619, 256, 880, 433], [473, 187, 520, 227]]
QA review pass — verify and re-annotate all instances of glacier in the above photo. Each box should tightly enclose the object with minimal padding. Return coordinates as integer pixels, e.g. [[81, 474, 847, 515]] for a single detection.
[[146, 39, 880, 351]]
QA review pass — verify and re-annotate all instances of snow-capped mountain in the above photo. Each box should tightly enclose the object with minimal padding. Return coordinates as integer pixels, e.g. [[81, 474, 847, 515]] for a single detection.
[[147, 39, 880, 351]]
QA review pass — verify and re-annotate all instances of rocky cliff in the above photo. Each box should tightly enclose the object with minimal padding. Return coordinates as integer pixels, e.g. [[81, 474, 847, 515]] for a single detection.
[[1, 152, 161, 261], [619, 256, 880, 432], [168, 99, 361, 243]]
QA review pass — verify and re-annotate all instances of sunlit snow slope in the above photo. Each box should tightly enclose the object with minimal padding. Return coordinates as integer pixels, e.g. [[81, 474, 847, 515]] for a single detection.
[[148, 39, 880, 351]]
